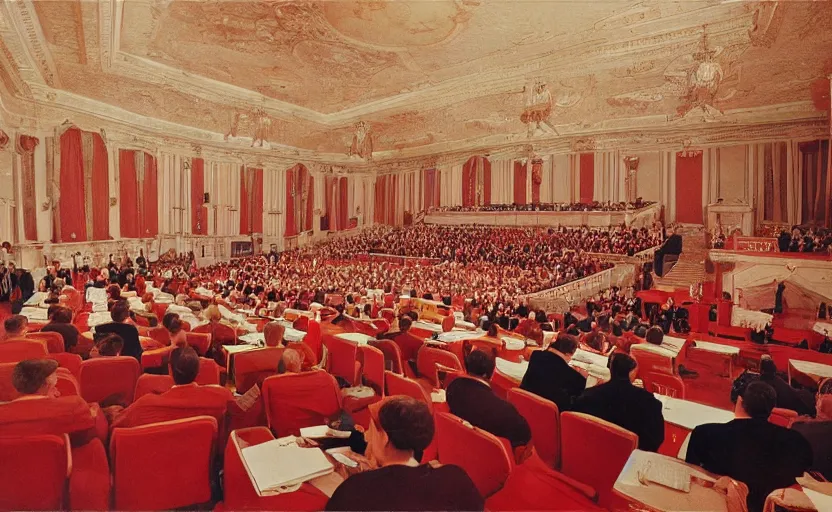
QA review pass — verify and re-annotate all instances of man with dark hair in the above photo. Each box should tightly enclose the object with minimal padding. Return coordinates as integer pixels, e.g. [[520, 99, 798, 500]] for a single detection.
[[642, 325, 697, 378], [392, 316, 424, 369], [759, 356, 815, 416], [95, 299, 142, 362], [2, 314, 28, 340], [447, 349, 532, 458], [0, 359, 106, 447], [41, 305, 79, 352], [520, 333, 586, 411], [326, 396, 483, 511], [573, 353, 664, 451], [110, 346, 233, 430], [686, 379, 812, 512]]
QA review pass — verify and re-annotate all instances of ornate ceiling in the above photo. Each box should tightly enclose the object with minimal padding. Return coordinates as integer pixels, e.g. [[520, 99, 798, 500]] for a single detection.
[[0, 0, 829, 164]]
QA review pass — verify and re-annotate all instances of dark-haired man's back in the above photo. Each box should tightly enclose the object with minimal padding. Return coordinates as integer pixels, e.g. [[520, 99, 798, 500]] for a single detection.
[[686, 418, 812, 512], [95, 322, 142, 361], [519, 350, 585, 411], [446, 376, 531, 449]]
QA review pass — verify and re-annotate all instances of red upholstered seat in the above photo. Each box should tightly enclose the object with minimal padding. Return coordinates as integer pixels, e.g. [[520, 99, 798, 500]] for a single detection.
[[55, 368, 80, 398], [261, 371, 342, 437], [560, 412, 638, 508], [507, 388, 561, 469], [134, 374, 174, 400], [416, 346, 462, 388], [196, 357, 222, 386], [0, 434, 70, 510], [324, 334, 360, 386], [219, 427, 329, 511], [140, 345, 174, 370], [641, 371, 686, 399], [630, 343, 675, 376], [78, 356, 141, 405], [385, 370, 433, 412], [212, 323, 238, 346], [435, 412, 512, 497], [148, 326, 171, 347], [110, 416, 218, 510], [486, 454, 602, 511], [343, 346, 385, 427], [374, 340, 404, 374], [152, 302, 168, 322], [769, 407, 798, 428], [26, 331, 65, 353], [305, 319, 323, 364], [0, 339, 48, 363], [234, 347, 284, 394], [186, 332, 211, 356], [48, 352, 82, 379]]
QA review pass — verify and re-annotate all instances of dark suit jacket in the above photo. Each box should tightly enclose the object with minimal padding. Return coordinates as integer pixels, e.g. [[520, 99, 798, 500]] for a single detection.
[[686, 418, 812, 512], [519, 350, 586, 412], [791, 420, 832, 481], [95, 321, 143, 362], [573, 379, 665, 452], [760, 374, 815, 417], [446, 376, 531, 448], [41, 322, 80, 352]]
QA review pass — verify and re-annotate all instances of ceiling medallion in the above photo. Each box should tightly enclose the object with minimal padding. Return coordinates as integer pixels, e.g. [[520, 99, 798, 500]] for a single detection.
[[348, 121, 374, 161], [521, 80, 556, 138], [676, 28, 725, 120]]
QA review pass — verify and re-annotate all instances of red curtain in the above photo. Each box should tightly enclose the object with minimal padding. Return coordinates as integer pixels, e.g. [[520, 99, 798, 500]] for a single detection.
[[325, 176, 335, 231], [423, 168, 438, 210], [191, 158, 207, 235], [374, 175, 386, 224], [58, 128, 87, 242], [119, 150, 139, 239], [579, 153, 594, 203], [285, 165, 296, 237], [531, 160, 542, 204], [675, 151, 704, 224], [90, 134, 109, 240], [462, 156, 492, 206], [141, 153, 159, 237], [339, 177, 348, 230], [387, 174, 398, 225], [17, 135, 39, 241], [240, 165, 250, 235], [252, 168, 263, 234], [513, 161, 527, 205], [304, 167, 314, 232]]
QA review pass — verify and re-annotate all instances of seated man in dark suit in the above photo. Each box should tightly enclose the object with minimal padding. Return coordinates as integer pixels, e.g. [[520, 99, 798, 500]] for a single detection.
[[686, 376, 812, 512], [447, 348, 532, 461], [94, 300, 142, 362], [573, 353, 664, 452], [519, 333, 586, 412], [653, 227, 682, 277], [759, 356, 815, 417]]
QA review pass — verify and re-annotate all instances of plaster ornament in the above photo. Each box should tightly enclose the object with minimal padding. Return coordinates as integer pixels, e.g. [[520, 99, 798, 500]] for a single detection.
[[349, 121, 374, 161], [521, 80, 555, 138]]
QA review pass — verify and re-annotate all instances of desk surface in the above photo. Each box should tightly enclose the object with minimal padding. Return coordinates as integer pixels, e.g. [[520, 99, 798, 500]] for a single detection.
[[614, 449, 727, 512], [692, 341, 740, 356], [790, 359, 832, 379], [656, 394, 734, 431], [336, 332, 375, 345], [437, 331, 485, 343]]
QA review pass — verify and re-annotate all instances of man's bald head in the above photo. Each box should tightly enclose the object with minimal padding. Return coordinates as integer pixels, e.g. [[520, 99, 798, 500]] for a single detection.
[[280, 348, 302, 374]]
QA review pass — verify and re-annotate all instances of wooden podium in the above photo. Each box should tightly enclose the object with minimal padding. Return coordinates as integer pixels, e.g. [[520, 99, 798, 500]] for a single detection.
[[706, 203, 754, 236]]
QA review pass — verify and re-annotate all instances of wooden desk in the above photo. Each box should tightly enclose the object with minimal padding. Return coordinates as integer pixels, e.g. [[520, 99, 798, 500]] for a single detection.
[[655, 394, 734, 459], [789, 359, 832, 386]]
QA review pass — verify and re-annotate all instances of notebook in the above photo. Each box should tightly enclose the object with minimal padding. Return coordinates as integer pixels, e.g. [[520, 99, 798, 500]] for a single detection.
[[639, 458, 691, 493], [299, 425, 352, 439], [240, 439, 334, 496]]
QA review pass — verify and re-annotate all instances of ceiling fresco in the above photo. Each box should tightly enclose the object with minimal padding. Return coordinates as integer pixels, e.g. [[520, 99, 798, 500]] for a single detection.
[[0, 0, 829, 160]]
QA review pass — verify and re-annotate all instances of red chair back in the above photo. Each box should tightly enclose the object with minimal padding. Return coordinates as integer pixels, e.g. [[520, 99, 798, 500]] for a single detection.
[[78, 356, 141, 405], [417, 346, 462, 388], [110, 416, 218, 510], [134, 374, 174, 400], [196, 357, 222, 386], [234, 347, 284, 394], [560, 412, 638, 507], [212, 323, 238, 346], [261, 371, 342, 437], [374, 340, 404, 374], [47, 352, 82, 379], [630, 343, 675, 376], [641, 371, 686, 399], [435, 412, 512, 497], [305, 319, 323, 364], [0, 362, 18, 401], [134, 315, 151, 328], [769, 407, 798, 428], [384, 371, 433, 410], [324, 334, 359, 386], [358, 345, 385, 394], [0, 339, 48, 363], [507, 388, 560, 469], [0, 434, 70, 510], [148, 326, 171, 347], [26, 331, 65, 353], [55, 368, 80, 398], [186, 332, 211, 356]]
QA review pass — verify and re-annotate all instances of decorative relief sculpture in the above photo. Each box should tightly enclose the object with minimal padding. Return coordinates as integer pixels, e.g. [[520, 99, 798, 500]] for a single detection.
[[348, 121, 374, 161], [623, 156, 640, 204], [521, 80, 553, 137], [225, 108, 274, 147]]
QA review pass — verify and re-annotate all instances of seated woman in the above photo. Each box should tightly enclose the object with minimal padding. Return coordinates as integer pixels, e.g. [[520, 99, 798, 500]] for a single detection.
[[326, 396, 483, 511], [166, 317, 188, 348]]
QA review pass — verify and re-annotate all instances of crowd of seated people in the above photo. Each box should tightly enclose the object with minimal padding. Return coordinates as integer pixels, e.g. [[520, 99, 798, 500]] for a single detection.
[[777, 227, 832, 253], [433, 199, 654, 212]]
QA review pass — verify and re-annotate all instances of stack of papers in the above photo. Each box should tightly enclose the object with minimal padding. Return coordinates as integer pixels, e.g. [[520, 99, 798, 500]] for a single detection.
[[299, 425, 352, 439], [20, 307, 49, 322], [240, 439, 334, 496]]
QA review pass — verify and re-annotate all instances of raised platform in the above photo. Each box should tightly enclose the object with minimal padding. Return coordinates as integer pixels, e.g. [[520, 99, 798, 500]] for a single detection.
[[423, 203, 660, 228]]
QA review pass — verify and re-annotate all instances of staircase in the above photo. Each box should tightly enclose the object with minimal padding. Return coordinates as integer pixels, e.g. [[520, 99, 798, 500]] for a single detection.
[[653, 225, 708, 292]]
